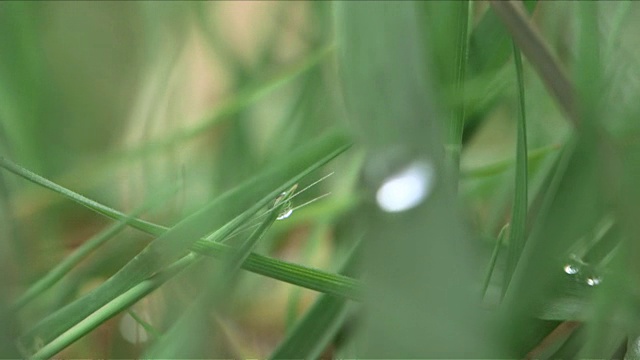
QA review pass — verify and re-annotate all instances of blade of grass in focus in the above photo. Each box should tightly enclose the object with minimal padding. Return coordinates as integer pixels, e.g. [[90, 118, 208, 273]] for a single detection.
[[11, 130, 352, 356], [0, 153, 362, 303]]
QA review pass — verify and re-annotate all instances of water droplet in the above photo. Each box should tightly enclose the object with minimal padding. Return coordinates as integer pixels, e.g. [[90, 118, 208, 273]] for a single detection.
[[563, 263, 580, 275], [276, 203, 293, 220], [586, 276, 602, 287], [273, 185, 297, 221], [563, 254, 585, 276], [375, 160, 435, 213]]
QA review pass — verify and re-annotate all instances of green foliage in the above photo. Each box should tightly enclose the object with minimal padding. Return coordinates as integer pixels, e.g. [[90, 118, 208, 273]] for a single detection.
[[1, 1, 639, 358]]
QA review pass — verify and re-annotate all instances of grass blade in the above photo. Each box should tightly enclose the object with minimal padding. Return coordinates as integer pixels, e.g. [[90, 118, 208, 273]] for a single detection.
[[502, 42, 529, 296], [446, 0, 469, 179], [0, 156, 160, 235], [144, 188, 289, 357], [489, 0, 577, 126], [468, 0, 537, 74], [482, 223, 509, 300], [12, 186, 176, 310], [14, 130, 351, 356], [0, 150, 362, 304], [29, 253, 198, 359], [336, 1, 502, 356], [115, 44, 335, 160], [145, 184, 306, 357]]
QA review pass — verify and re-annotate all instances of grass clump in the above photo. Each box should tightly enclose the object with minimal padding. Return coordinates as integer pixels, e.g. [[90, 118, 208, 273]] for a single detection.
[[1, 1, 639, 358]]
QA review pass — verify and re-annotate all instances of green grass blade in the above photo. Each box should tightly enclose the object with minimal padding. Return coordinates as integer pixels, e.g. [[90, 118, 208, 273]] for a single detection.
[[15, 130, 351, 356], [219, 188, 290, 277], [482, 223, 509, 300], [0, 156, 161, 235], [502, 42, 529, 296], [468, 0, 537, 74], [445, 0, 469, 179], [336, 1, 502, 356], [573, 3, 620, 358], [144, 191, 287, 358], [489, 0, 577, 126], [0, 149, 362, 305], [284, 224, 328, 329], [525, 321, 582, 359], [461, 143, 558, 179], [12, 186, 176, 310], [269, 238, 361, 360], [25, 191, 358, 358], [15, 43, 335, 216], [191, 242, 362, 301], [29, 253, 198, 359], [113, 43, 335, 160]]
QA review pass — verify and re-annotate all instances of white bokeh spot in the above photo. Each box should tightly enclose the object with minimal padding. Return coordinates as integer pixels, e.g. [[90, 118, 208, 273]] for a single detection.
[[375, 160, 435, 213], [119, 312, 149, 344]]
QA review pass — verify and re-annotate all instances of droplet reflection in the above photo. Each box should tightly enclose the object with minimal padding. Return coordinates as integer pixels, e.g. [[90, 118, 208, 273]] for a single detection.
[[375, 160, 435, 213], [276, 205, 293, 220], [563, 263, 580, 275], [586, 276, 602, 287]]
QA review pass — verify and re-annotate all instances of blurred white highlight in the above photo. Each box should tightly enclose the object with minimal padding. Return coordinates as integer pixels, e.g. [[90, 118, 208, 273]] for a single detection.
[[119, 312, 149, 344], [375, 160, 435, 213]]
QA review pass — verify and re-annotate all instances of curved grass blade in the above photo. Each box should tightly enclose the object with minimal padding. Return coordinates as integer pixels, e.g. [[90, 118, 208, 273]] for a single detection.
[[0, 156, 160, 235], [29, 253, 198, 359], [9, 44, 334, 221], [482, 223, 509, 301], [461, 143, 558, 179], [12, 186, 178, 310], [113, 44, 335, 161], [502, 42, 528, 296], [14, 130, 351, 356], [144, 187, 291, 357], [27, 183, 355, 359], [0, 149, 362, 303]]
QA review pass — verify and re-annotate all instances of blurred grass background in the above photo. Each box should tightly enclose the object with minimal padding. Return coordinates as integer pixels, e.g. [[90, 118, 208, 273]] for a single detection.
[[1, 1, 640, 358]]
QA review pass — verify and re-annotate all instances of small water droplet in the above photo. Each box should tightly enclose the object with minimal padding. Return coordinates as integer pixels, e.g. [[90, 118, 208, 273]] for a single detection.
[[563, 263, 580, 275], [276, 203, 293, 220], [375, 160, 435, 213], [586, 276, 602, 286], [563, 254, 585, 276], [272, 186, 296, 221]]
